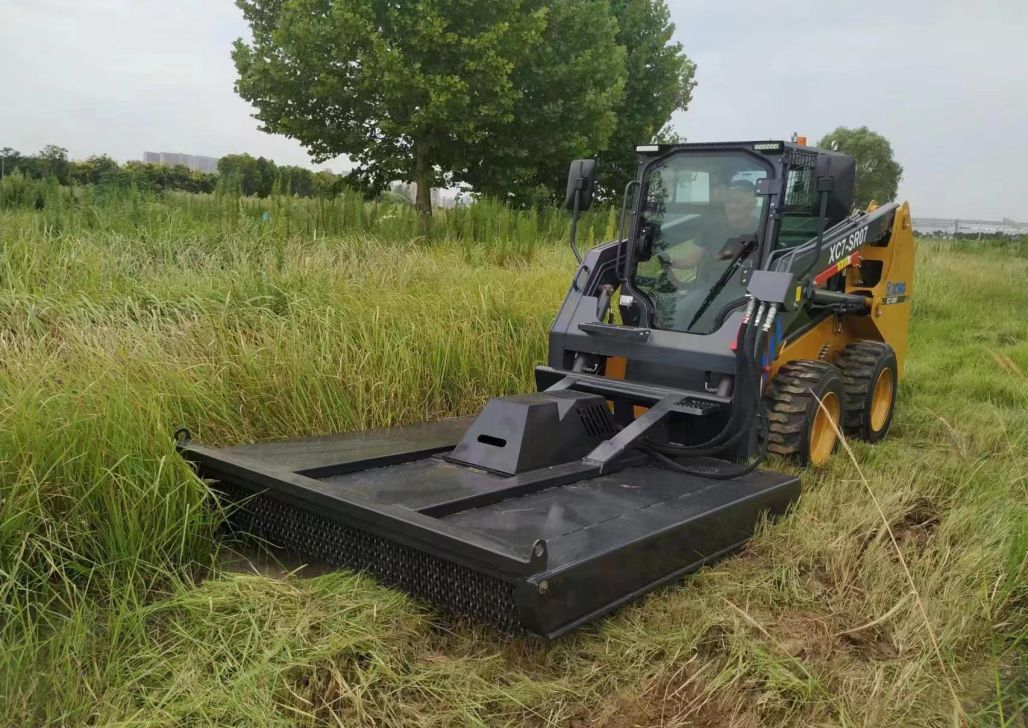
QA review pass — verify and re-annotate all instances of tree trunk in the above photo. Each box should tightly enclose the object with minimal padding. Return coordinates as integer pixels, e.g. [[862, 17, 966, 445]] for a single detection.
[[414, 144, 432, 236]]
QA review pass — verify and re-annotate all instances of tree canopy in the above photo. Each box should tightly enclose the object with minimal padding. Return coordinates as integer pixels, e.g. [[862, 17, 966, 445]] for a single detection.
[[599, 0, 696, 200], [233, 0, 548, 229], [458, 0, 626, 207], [73, 155, 121, 186], [217, 153, 336, 197], [37, 145, 71, 184], [232, 0, 694, 219], [817, 126, 903, 208]]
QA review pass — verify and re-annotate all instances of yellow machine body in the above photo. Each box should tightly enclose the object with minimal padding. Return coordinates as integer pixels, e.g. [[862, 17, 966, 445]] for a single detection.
[[771, 202, 915, 378]]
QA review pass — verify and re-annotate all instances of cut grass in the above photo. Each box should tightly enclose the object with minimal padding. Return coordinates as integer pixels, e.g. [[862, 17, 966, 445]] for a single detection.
[[0, 194, 1025, 726]]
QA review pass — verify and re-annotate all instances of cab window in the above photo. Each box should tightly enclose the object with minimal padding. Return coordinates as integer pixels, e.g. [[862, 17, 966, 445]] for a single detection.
[[631, 151, 771, 334]]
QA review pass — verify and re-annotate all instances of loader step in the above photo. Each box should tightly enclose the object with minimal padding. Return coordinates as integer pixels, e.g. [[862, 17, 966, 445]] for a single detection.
[[179, 419, 800, 638]]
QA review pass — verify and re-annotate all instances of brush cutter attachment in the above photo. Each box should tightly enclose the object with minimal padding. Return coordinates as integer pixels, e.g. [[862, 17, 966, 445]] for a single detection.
[[178, 390, 798, 637]]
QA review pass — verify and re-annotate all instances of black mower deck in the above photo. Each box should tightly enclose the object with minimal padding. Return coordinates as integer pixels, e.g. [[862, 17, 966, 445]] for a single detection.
[[179, 419, 799, 638]]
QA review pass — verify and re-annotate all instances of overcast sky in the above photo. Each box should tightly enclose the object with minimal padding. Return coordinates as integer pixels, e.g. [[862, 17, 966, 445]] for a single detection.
[[2, 0, 1025, 219]]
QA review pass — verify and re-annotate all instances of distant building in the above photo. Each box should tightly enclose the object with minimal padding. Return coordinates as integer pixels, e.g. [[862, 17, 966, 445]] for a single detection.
[[389, 181, 458, 208], [912, 217, 1028, 237], [142, 151, 219, 174], [390, 181, 415, 203]]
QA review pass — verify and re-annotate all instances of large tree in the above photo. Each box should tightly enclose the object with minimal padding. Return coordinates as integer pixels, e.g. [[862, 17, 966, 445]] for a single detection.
[[232, 0, 549, 230], [817, 126, 903, 208], [598, 0, 695, 199]]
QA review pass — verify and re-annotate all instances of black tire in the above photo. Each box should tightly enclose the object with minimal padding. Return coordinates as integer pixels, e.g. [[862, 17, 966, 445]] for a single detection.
[[834, 341, 898, 443], [765, 360, 848, 466]]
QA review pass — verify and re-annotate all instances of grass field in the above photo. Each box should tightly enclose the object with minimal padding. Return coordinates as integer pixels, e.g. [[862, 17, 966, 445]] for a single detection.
[[1, 190, 1025, 726]]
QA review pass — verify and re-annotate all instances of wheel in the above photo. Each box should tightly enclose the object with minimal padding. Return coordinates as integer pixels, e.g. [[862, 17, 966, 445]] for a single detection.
[[834, 341, 898, 442], [765, 360, 848, 467]]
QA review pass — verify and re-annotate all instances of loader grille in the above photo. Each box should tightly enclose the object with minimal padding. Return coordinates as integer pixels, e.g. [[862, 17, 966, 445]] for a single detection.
[[576, 402, 617, 437], [214, 483, 522, 631]]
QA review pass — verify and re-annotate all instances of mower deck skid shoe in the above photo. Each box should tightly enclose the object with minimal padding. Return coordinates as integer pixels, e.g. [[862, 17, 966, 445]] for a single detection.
[[179, 418, 799, 638]]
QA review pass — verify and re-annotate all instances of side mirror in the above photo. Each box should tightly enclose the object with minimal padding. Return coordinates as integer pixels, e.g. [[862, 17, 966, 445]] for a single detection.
[[812, 152, 855, 221], [564, 159, 597, 212]]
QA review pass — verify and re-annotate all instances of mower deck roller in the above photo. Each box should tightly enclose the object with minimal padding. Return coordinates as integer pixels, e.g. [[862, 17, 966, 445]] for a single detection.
[[179, 409, 798, 638]]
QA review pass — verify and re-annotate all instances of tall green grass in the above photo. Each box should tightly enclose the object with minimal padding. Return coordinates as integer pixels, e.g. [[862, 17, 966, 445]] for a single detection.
[[0, 194, 1024, 726], [0, 178, 619, 262]]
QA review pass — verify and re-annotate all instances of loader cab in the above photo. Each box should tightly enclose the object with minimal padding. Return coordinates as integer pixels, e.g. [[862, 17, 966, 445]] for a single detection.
[[621, 141, 855, 335], [544, 141, 857, 408], [626, 147, 773, 334]]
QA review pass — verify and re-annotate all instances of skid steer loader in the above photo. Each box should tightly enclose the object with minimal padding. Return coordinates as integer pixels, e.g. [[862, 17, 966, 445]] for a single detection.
[[177, 139, 915, 638]]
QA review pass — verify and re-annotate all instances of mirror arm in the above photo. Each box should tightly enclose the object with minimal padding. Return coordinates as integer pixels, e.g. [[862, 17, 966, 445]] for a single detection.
[[615, 179, 638, 281], [563, 159, 596, 266], [568, 184, 583, 264]]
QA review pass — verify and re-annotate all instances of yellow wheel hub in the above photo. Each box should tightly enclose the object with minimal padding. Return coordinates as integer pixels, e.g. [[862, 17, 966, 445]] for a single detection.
[[809, 392, 841, 466], [870, 368, 894, 433]]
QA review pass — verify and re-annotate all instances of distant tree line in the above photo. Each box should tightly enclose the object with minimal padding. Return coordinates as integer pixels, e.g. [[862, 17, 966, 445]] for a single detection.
[[0, 145, 351, 198], [2, 123, 907, 212], [216, 153, 349, 197]]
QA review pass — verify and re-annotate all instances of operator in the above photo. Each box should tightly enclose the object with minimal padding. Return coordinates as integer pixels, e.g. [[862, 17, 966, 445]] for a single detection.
[[660, 178, 761, 332], [663, 179, 761, 272]]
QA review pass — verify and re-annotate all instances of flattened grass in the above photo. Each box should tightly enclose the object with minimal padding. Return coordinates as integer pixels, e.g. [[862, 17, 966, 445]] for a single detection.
[[0, 195, 1025, 726]]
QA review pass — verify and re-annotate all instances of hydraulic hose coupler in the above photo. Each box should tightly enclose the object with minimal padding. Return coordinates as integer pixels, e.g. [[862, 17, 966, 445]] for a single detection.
[[761, 303, 779, 332], [741, 296, 756, 325], [752, 303, 767, 332]]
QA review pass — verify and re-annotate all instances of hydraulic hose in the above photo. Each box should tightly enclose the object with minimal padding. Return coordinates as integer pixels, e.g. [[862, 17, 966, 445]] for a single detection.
[[649, 303, 764, 457], [642, 302, 775, 478], [642, 440, 767, 481], [648, 327, 767, 458]]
